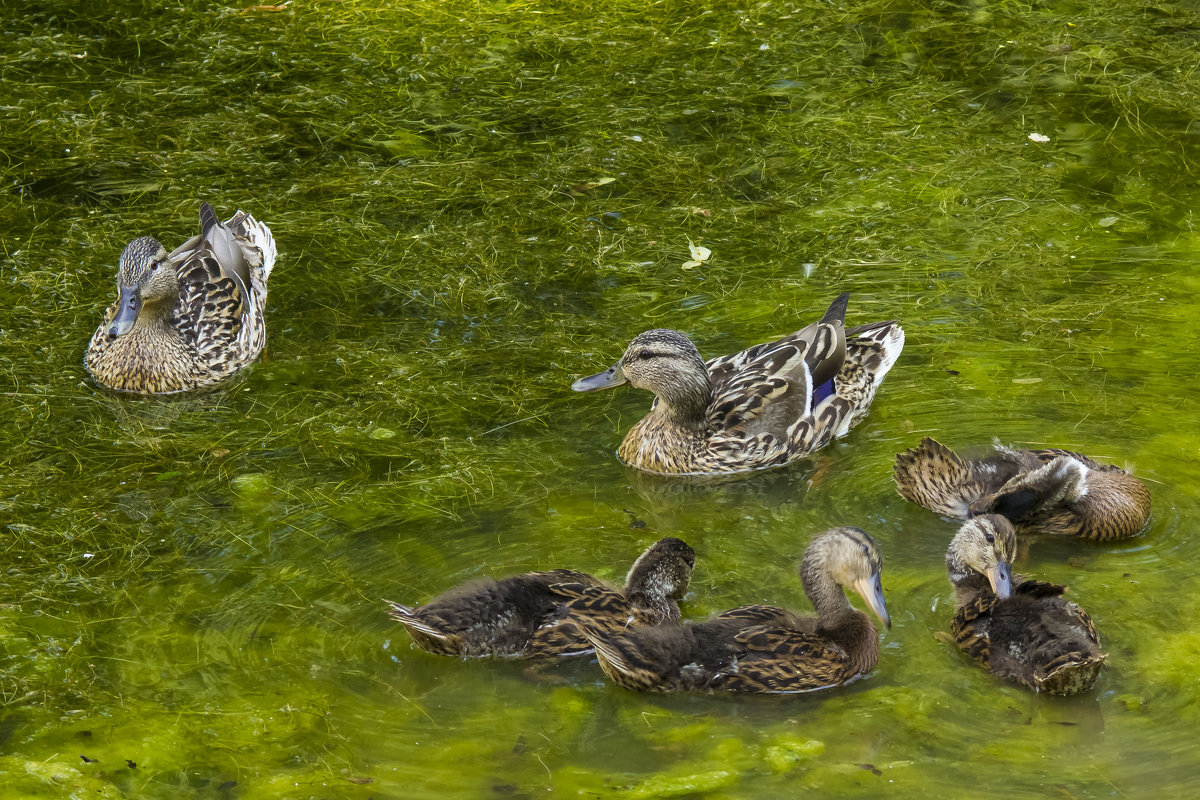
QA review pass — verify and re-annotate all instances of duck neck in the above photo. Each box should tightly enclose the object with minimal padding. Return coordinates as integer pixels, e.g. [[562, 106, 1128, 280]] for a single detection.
[[945, 549, 994, 606], [623, 589, 676, 624], [130, 295, 176, 333], [651, 363, 712, 427], [800, 552, 877, 674]]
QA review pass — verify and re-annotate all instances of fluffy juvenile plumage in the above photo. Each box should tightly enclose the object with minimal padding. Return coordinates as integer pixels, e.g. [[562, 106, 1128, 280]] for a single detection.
[[893, 437, 1150, 540], [946, 515, 1105, 695], [86, 202, 276, 394], [574, 527, 890, 693], [383, 538, 695, 659], [571, 293, 904, 475]]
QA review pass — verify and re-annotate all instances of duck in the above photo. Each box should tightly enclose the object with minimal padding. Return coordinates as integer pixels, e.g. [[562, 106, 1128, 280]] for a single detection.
[[571, 527, 890, 693], [383, 537, 695, 659], [893, 437, 1151, 540], [85, 202, 277, 394], [571, 293, 904, 475], [945, 514, 1105, 695]]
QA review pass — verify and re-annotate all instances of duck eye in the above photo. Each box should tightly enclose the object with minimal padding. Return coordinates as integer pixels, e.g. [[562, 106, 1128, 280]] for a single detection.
[[984, 533, 995, 543], [149, 259, 161, 271], [638, 349, 653, 360]]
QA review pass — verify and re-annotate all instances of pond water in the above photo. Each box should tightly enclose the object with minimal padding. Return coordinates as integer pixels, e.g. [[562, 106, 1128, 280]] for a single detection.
[[3, 0, 1200, 796]]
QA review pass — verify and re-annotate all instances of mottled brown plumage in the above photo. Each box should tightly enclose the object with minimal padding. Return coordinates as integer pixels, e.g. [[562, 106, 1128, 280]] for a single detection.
[[571, 293, 904, 475], [383, 538, 695, 659], [946, 515, 1105, 695], [575, 527, 890, 693], [893, 437, 1150, 540], [86, 202, 276, 394]]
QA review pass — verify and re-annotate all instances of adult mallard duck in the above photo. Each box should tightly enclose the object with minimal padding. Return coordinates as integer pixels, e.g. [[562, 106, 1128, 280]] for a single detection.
[[571, 293, 903, 475], [572, 527, 890, 693], [893, 437, 1151, 541], [85, 202, 276, 394], [946, 515, 1105, 695], [383, 537, 695, 659]]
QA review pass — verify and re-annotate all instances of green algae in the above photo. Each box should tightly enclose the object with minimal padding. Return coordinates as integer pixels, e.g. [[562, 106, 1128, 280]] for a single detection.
[[2, 0, 1200, 797]]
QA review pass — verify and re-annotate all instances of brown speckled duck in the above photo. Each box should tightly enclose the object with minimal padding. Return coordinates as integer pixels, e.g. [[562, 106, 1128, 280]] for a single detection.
[[85, 202, 276, 394], [893, 437, 1150, 541], [573, 527, 889, 693], [946, 515, 1105, 695], [571, 293, 904, 475], [383, 538, 695, 659]]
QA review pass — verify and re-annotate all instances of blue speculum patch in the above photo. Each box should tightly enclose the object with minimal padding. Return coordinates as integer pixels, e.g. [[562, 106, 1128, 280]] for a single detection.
[[812, 377, 836, 406]]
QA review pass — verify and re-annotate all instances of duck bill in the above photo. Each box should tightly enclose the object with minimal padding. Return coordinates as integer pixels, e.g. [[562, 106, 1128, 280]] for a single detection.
[[854, 573, 891, 629], [985, 561, 1013, 599], [571, 362, 627, 392], [107, 283, 142, 338]]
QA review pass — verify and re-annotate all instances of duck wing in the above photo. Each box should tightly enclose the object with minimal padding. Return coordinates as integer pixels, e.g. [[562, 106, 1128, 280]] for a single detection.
[[168, 252, 251, 371], [720, 625, 854, 693], [169, 203, 250, 300], [166, 203, 278, 368], [536, 581, 639, 656], [704, 294, 849, 439], [834, 318, 905, 432], [951, 594, 997, 668], [713, 604, 796, 626]]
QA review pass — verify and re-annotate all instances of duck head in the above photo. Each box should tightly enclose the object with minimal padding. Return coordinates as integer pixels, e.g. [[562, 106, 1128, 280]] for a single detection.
[[106, 236, 174, 338], [947, 514, 1015, 598], [572, 329, 712, 420], [803, 527, 891, 629]]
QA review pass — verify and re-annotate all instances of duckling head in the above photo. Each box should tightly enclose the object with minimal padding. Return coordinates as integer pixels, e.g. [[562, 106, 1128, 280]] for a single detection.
[[947, 514, 1015, 598], [107, 236, 174, 338], [802, 527, 891, 629], [572, 330, 712, 420], [623, 537, 696, 621]]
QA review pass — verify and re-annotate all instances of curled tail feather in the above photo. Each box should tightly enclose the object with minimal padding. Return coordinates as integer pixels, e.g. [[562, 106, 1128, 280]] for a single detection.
[[383, 599, 448, 641]]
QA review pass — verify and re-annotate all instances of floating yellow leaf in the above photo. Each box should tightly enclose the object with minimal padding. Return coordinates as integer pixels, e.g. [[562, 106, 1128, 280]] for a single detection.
[[570, 176, 617, 193], [683, 239, 712, 269]]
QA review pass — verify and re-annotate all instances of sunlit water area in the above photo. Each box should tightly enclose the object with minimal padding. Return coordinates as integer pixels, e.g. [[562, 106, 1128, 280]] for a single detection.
[[2, 0, 1200, 796]]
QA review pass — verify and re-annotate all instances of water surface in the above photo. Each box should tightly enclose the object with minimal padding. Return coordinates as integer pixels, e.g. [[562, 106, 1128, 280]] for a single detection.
[[2, 0, 1199, 797]]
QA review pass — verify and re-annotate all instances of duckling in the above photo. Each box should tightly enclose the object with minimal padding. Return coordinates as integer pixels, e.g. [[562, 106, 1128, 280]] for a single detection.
[[85, 202, 276, 394], [571, 293, 904, 475], [946, 515, 1105, 695], [573, 527, 889, 693], [383, 537, 695, 659], [893, 437, 1150, 540]]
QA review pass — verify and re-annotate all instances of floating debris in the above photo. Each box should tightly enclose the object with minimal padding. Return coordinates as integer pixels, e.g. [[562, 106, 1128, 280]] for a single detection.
[[682, 240, 712, 269]]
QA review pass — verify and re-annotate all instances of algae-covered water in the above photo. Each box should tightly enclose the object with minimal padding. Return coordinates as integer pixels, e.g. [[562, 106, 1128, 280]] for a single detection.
[[3, 0, 1200, 796]]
